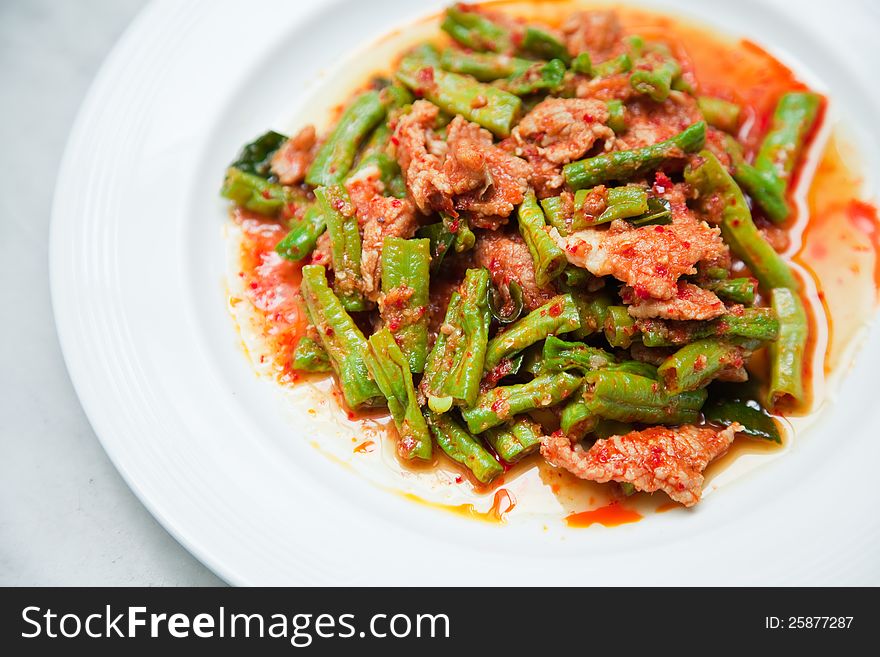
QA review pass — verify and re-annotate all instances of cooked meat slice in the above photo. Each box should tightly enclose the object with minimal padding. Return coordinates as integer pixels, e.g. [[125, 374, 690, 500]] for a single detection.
[[615, 93, 701, 151], [552, 197, 727, 299], [310, 231, 332, 267], [629, 342, 673, 366], [270, 125, 318, 185], [575, 73, 633, 103], [392, 100, 453, 215], [473, 230, 556, 310], [541, 423, 741, 507], [511, 98, 614, 196], [392, 103, 529, 229], [444, 116, 531, 229], [345, 165, 418, 300], [514, 98, 613, 164], [561, 10, 623, 60], [622, 282, 726, 320]]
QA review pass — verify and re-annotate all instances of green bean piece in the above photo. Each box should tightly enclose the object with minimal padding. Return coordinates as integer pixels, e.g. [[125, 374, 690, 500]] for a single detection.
[[487, 279, 524, 325], [365, 329, 432, 461], [581, 370, 707, 425], [697, 96, 741, 133], [624, 35, 645, 59], [561, 265, 593, 289], [441, 4, 512, 53], [521, 25, 570, 63], [593, 53, 632, 78], [731, 162, 788, 226], [541, 194, 584, 236], [352, 122, 406, 199], [422, 292, 460, 414], [756, 92, 822, 184], [571, 52, 592, 75], [422, 268, 492, 410], [607, 360, 660, 380], [299, 265, 383, 408], [568, 289, 615, 339], [619, 482, 637, 496], [684, 150, 799, 291], [594, 186, 649, 225], [704, 397, 781, 443], [637, 308, 779, 347], [441, 4, 569, 63], [461, 372, 582, 433], [314, 185, 368, 311], [540, 336, 616, 374], [439, 48, 532, 81], [604, 305, 638, 348], [442, 212, 475, 253], [544, 193, 592, 235], [657, 339, 751, 393], [499, 59, 566, 96], [560, 386, 595, 439], [735, 92, 822, 223], [276, 205, 326, 262], [291, 335, 332, 373], [306, 91, 386, 187], [517, 192, 567, 286], [593, 419, 634, 440], [221, 168, 288, 215], [484, 417, 542, 463], [628, 197, 672, 227], [380, 237, 431, 373], [230, 130, 287, 178], [606, 99, 626, 134], [768, 287, 808, 407], [484, 294, 581, 371], [629, 45, 681, 102], [564, 121, 706, 189], [426, 410, 502, 483], [706, 266, 729, 280], [416, 222, 455, 273], [705, 277, 757, 305], [397, 56, 522, 137]]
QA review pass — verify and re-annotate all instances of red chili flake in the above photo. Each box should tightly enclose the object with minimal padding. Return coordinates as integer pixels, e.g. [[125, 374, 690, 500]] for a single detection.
[[391, 198, 402, 208], [416, 66, 435, 86], [325, 326, 335, 337], [654, 171, 672, 194], [654, 225, 665, 233], [491, 399, 506, 413], [388, 319, 401, 331], [548, 302, 563, 317], [682, 240, 691, 248], [261, 189, 273, 199], [332, 198, 345, 211], [583, 113, 594, 122], [454, 475, 463, 484], [648, 445, 665, 468], [654, 264, 668, 277], [390, 135, 400, 147], [249, 282, 258, 289], [634, 285, 651, 299], [449, 218, 460, 232]]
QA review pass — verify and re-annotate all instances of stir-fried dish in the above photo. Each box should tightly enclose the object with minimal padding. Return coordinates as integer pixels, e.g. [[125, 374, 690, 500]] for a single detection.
[[220, 3, 831, 508]]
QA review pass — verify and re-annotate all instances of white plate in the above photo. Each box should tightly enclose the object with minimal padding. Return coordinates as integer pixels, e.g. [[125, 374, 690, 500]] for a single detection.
[[52, 0, 880, 585]]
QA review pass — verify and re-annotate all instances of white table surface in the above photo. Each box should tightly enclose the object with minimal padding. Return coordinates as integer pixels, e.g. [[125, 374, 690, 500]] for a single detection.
[[0, 0, 875, 587], [0, 0, 223, 586]]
